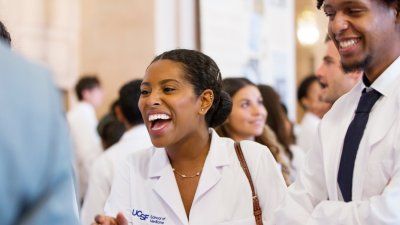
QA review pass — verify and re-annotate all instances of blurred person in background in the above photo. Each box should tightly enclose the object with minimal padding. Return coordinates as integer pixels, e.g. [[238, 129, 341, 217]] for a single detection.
[[67, 75, 104, 202], [97, 100, 126, 149], [81, 79, 152, 225], [217, 77, 291, 185], [0, 42, 79, 225], [297, 75, 331, 153], [0, 20, 11, 46], [98, 118, 126, 149], [258, 84, 305, 181], [316, 35, 362, 104]]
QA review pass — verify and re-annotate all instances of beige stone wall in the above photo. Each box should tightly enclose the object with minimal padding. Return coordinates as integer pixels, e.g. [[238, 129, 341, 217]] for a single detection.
[[1, 0, 156, 117], [0, 0, 80, 90], [79, 0, 155, 117]]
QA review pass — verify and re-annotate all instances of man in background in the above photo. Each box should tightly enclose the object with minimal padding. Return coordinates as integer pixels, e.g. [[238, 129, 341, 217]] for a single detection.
[[316, 35, 362, 104], [67, 76, 104, 202], [0, 42, 79, 224], [296, 75, 330, 153], [81, 79, 152, 225]]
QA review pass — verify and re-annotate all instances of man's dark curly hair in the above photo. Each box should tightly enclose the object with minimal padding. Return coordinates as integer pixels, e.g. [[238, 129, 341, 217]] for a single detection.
[[0, 21, 11, 46], [317, 0, 400, 11]]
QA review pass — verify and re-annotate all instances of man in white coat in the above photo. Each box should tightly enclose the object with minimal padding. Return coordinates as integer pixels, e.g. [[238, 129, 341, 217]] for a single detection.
[[297, 75, 330, 153], [81, 79, 152, 225], [67, 76, 104, 201], [316, 35, 362, 104], [275, 0, 400, 224]]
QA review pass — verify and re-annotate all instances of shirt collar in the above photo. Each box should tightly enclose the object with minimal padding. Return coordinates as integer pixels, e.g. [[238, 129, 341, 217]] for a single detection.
[[148, 128, 231, 178], [365, 55, 400, 97]]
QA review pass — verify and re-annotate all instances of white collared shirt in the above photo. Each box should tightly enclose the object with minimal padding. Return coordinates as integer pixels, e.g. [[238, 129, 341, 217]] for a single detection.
[[104, 129, 287, 225], [81, 124, 152, 225], [297, 112, 321, 153], [67, 101, 102, 200], [275, 56, 400, 224]]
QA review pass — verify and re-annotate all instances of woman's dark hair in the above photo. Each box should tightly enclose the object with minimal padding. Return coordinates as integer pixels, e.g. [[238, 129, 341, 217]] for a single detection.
[[0, 21, 11, 46], [221, 77, 255, 97], [297, 75, 319, 109], [151, 49, 232, 127], [99, 119, 125, 149], [119, 79, 143, 126], [317, 0, 399, 11], [258, 84, 293, 160]]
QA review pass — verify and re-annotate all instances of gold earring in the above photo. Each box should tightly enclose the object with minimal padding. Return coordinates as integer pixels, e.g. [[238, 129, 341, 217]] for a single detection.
[[210, 95, 213, 100], [201, 108, 204, 112]]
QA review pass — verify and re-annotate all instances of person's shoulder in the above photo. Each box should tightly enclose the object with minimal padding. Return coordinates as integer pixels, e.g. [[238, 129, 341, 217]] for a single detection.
[[121, 146, 155, 168], [0, 45, 50, 84], [237, 140, 275, 164]]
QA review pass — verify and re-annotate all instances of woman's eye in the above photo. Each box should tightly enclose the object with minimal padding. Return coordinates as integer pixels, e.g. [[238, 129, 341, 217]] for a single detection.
[[164, 87, 175, 93], [140, 90, 150, 95], [241, 102, 250, 108]]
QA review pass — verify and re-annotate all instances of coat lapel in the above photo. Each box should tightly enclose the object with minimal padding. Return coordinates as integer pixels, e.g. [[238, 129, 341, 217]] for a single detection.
[[352, 92, 399, 200], [321, 85, 362, 201], [148, 148, 188, 225], [192, 130, 231, 205]]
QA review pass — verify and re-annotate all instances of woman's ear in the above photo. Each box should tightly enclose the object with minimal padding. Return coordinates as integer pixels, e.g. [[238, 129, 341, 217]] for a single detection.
[[199, 89, 214, 115], [300, 97, 310, 110]]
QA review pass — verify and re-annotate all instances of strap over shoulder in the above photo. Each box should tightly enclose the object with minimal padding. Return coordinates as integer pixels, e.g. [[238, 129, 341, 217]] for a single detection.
[[234, 142, 264, 225]]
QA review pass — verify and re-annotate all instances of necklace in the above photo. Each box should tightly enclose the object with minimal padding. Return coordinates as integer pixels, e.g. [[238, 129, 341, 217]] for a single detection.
[[172, 168, 202, 179]]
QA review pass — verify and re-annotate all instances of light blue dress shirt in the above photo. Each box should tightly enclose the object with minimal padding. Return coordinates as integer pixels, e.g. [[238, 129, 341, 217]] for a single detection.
[[0, 43, 80, 225]]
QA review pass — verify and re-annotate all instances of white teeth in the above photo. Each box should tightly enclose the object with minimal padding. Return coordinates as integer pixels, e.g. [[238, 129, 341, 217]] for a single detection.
[[148, 114, 170, 122], [339, 39, 358, 49]]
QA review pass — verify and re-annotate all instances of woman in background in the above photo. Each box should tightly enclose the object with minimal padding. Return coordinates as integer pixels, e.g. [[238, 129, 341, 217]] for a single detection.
[[258, 84, 305, 181], [216, 77, 291, 185]]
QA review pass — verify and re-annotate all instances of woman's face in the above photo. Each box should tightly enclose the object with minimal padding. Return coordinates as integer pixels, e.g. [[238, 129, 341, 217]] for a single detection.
[[139, 59, 204, 148], [227, 85, 267, 141]]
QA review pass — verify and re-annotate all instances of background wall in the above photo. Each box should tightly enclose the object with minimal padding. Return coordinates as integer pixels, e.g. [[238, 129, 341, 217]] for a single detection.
[[0, 0, 80, 90], [80, 0, 155, 116], [1, 0, 329, 122]]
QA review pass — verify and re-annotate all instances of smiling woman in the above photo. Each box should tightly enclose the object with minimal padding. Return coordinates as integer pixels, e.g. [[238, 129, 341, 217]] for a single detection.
[[92, 49, 287, 225], [216, 77, 291, 185]]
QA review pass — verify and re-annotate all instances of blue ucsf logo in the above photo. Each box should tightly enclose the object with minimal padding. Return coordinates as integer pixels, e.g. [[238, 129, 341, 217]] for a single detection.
[[132, 209, 149, 220]]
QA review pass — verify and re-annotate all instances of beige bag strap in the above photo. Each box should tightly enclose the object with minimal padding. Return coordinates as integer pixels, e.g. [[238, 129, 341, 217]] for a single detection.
[[234, 142, 264, 225]]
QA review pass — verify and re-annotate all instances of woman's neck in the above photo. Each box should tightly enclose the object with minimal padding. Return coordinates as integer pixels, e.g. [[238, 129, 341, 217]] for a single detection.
[[223, 125, 255, 142], [166, 128, 211, 172]]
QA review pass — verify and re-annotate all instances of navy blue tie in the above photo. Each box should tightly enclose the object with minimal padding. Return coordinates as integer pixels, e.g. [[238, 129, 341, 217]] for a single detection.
[[337, 88, 382, 202]]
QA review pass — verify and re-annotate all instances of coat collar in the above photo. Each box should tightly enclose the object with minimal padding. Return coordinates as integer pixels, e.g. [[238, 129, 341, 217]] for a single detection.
[[147, 129, 231, 179], [146, 128, 232, 225], [367, 55, 400, 97]]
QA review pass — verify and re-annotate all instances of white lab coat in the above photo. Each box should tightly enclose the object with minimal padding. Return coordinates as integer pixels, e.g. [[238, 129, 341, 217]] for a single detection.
[[105, 129, 287, 225], [297, 112, 321, 153], [81, 124, 152, 225], [275, 56, 400, 225], [67, 101, 103, 200]]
